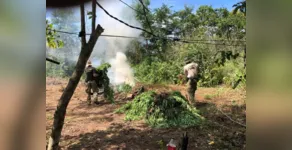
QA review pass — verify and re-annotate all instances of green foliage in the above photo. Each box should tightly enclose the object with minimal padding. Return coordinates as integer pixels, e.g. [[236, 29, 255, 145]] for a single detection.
[[116, 91, 204, 128], [49, 8, 80, 68], [198, 63, 225, 87], [46, 2, 246, 89], [129, 2, 245, 88], [95, 63, 114, 103], [157, 140, 164, 150], [222, 59, 246, 88], [46, 20, 64, 49], [133, 60, 181, 84], [204, 94, 212, 100], [197, 54, 245, 87], [126, 39, 145, 65], [46, 55, 75, 78], [96, 63, 111, 71], [87, 11, 93, 19], [116, 83, 132, 93], [232, 0, 246, 16]]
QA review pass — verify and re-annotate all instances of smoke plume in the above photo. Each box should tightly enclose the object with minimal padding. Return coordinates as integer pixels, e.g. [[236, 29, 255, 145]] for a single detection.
[[47, 0, 142, 86], [90, 0, 142, 86]]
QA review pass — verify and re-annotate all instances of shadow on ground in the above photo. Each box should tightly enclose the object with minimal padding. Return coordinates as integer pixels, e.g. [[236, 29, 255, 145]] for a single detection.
[[60, 102, 246, 150]]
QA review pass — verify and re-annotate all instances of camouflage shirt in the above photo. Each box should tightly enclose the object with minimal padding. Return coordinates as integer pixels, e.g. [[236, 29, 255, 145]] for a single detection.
[[85, 65, 98, 82]]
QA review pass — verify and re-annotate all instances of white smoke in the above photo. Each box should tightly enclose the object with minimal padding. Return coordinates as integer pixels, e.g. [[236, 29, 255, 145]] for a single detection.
[[46, 0, 141, 86], [108, 52, 135, 86], [89, 0, 142, 86]]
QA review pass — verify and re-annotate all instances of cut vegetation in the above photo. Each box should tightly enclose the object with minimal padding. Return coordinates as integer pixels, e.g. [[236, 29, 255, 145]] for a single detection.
[[116, 91, 204, 128]]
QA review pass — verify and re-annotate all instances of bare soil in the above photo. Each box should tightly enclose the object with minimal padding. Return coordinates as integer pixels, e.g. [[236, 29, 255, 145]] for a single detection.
[[46, 77, 246, 150]]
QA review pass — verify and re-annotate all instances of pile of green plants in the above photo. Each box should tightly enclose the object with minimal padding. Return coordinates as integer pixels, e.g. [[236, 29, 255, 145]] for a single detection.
[[95, 63, 114, 103], [116, 91, 204, 128]]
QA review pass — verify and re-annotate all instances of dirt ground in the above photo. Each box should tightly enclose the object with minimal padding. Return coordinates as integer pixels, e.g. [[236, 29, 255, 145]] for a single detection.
[[46, 77, 246, 150]]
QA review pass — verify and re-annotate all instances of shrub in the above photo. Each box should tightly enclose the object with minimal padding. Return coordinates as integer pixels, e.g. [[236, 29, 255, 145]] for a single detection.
[[133, 60, 181, 84], [116, 83, 132, 93]]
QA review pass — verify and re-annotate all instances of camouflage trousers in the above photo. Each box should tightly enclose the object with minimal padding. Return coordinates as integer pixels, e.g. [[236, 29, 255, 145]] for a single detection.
[[186, 78, 197, 105], [86, 81, 99, 105]]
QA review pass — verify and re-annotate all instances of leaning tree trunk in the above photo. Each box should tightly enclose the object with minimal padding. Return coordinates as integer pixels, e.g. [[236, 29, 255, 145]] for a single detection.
[[47, 3, 104, 150]]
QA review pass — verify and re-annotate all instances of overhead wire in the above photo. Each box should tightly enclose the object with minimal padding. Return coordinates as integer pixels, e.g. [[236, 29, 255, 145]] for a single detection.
[[96, 0, 156, 37], [119, 0, 140, 13], [47, 29, 245, 46]]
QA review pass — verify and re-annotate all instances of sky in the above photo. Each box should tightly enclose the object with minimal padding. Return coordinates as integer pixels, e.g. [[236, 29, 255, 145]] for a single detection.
[[46, 0, 242, 18], [148, 0, 242, 12]]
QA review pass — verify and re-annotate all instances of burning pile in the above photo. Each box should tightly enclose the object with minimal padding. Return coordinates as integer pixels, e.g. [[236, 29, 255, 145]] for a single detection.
[[116, 91, 204, 128]]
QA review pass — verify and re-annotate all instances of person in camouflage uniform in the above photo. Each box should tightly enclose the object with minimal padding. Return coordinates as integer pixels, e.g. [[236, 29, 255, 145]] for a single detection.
[[85, 60, 99, 105], [183, 58, 200, 105]]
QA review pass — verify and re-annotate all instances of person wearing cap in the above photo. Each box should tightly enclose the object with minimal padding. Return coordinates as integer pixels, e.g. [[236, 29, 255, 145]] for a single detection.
[[85, 60, 99, 105], [183, 58, 200, 105]]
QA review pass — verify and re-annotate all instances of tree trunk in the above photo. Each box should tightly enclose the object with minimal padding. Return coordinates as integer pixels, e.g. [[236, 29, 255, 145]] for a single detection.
[[80, 3, 86, 46], [47, 3, 104, 150], [244, 46, 246, 69], [92, 0, 96, 33]]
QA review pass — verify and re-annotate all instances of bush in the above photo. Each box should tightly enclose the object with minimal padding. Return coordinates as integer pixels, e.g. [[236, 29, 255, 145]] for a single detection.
[[115, 91, 204, 128], [46, 57, 75, 78], [46, 62, 67, 78], [198, 53, 245, 88], [222, 59, 246, 88], [133, 60, 181, 84], [116, 83, 132, 93]]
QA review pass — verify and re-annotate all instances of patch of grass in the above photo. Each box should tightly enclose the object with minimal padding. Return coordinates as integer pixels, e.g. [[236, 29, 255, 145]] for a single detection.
[[204, 94, 213, 100], [157, 140, 164, 150], [231, 100, 239, 106], [204, 88, 224, 100], [46, 114, 54, 120], [116, 91, 204, 128], [65, 116, 75, 123]]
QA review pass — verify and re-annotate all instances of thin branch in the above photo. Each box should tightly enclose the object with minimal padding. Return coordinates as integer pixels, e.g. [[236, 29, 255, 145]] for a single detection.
[[46, 57, 60, 65], [138, 0, 154, 34], [137, 0, 150, 12]]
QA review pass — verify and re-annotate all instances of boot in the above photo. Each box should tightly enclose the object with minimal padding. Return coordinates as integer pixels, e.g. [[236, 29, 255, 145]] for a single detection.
[[93, 94, 99, 105], [87, 95, 92, 105]]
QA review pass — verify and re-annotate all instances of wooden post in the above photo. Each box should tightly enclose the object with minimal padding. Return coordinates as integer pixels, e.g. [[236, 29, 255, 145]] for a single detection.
[[180, 132, 188, 150]]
